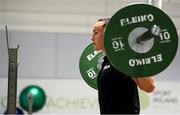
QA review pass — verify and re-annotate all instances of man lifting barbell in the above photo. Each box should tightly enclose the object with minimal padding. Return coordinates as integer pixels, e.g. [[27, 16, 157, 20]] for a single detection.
[[91, 18, 155, 114]]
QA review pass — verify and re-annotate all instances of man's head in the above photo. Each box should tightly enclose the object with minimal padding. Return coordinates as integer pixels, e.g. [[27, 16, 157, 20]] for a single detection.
[[91, 18, 109, 51]]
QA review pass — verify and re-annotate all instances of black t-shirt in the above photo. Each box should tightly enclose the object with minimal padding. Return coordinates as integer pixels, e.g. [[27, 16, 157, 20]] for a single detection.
[[97, 56, 140, 114]]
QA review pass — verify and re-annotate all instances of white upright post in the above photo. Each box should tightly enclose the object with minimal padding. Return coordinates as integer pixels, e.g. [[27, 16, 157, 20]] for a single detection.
[[147, 0, 162, 9]]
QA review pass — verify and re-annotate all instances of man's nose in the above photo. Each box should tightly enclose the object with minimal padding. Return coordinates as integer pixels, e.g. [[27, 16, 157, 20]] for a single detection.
[[91, 35, 94, 41], [90, 37, 93, 41]]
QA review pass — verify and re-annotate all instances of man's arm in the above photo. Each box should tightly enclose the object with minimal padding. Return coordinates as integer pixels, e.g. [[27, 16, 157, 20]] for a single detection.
[[132, 77, 155, 93]]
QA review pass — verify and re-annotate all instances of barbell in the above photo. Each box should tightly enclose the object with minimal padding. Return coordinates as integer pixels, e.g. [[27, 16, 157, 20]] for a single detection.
[[79, 3, 178, 89]]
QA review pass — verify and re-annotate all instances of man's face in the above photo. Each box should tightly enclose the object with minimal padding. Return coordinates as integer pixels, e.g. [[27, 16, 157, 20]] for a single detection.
[[91, 21, 105, 51]]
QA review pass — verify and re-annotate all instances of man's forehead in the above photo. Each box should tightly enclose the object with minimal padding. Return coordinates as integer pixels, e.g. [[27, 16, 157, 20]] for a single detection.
[[93, 21, 104, 30]]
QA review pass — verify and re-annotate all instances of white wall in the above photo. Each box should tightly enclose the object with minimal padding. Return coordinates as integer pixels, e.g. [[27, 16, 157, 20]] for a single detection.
[[0, 31, 90, 79], [0, 0, 180, 35]]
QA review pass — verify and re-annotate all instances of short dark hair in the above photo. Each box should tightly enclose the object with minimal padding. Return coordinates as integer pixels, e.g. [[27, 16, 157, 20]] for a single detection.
[[97, 18, 110, 27]]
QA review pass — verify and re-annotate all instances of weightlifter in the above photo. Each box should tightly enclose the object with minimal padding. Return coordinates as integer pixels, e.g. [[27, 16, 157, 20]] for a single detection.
[[90, 18, 155, 114]]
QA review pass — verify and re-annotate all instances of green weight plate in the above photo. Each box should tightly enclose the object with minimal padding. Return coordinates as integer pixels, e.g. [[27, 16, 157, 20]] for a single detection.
[[104, 3, 178, 77], [79, 43, 103, 89]]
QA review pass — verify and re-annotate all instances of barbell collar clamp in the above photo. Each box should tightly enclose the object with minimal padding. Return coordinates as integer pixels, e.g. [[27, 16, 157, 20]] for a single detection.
[[136, 25, 161, 44]]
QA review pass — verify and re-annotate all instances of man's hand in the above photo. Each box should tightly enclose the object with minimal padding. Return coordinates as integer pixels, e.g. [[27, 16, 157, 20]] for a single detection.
[[132, 77, 155, 93]]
